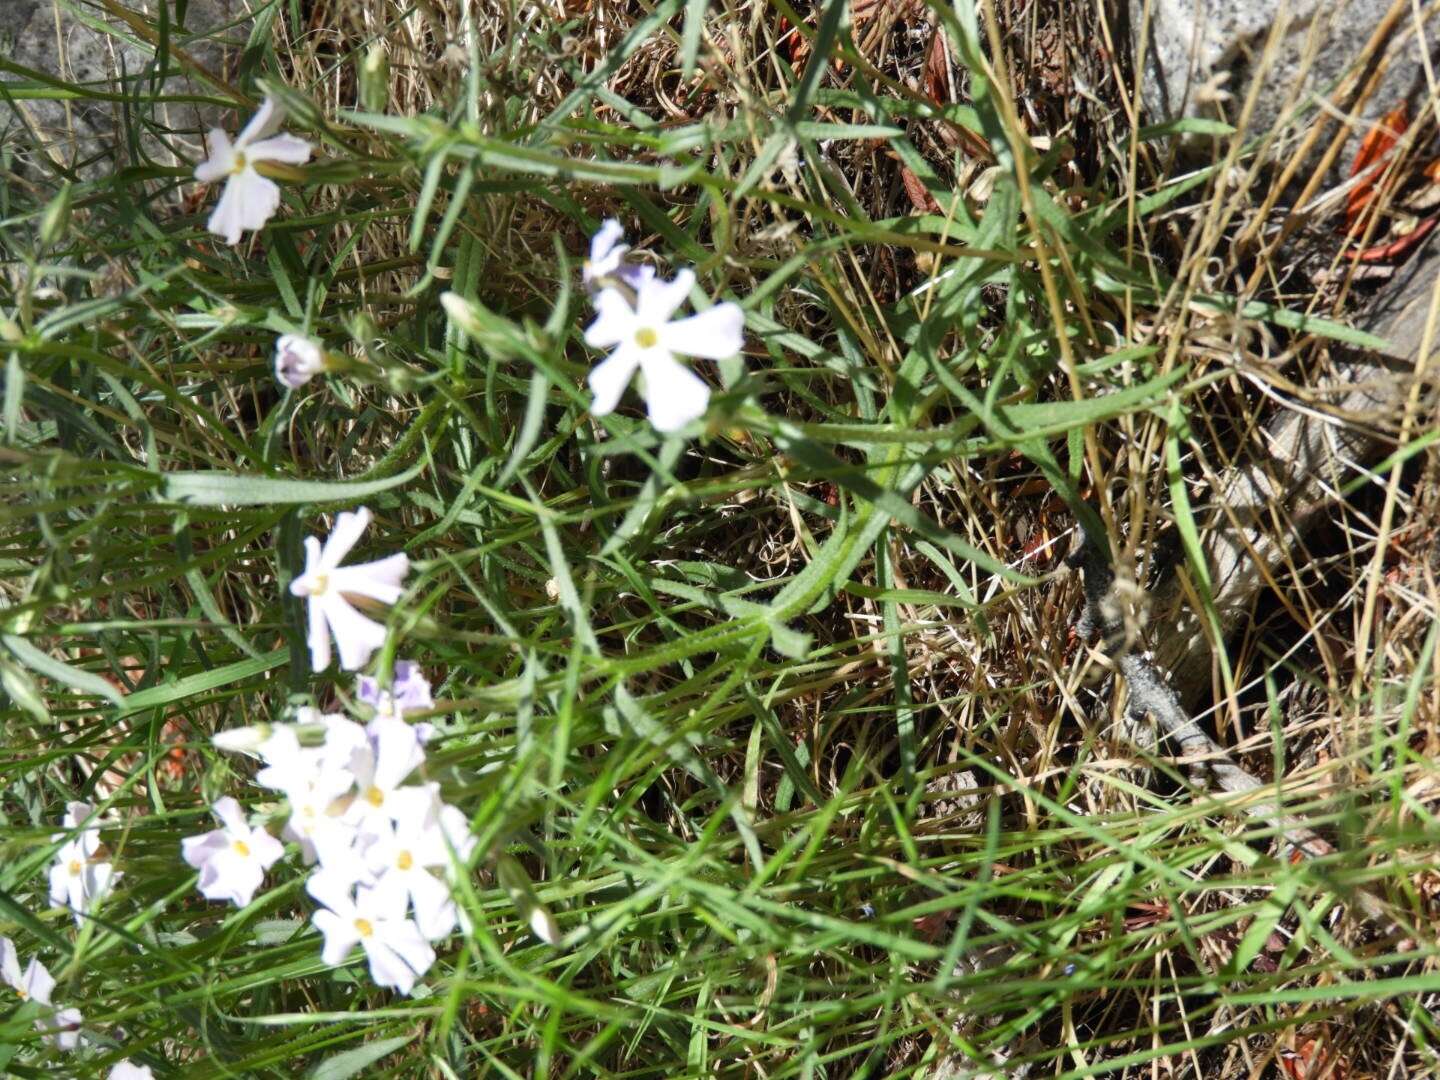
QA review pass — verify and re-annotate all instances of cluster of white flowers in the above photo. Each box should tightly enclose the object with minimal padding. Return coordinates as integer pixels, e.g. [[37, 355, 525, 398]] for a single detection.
[[194, 101, 748, 432], [197, 652, 478, 994]]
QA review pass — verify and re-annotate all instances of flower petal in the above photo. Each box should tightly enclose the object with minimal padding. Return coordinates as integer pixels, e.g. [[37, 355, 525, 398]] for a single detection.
[[23, 958, 55, 1005], [236, 95, 285, 147], [306, 583, 332, 672], [0, 936, 19, 990], [319, 508, 372, 571], [332, 552, 409, 604], [319, 594, 389, 671], [211, 796, 249, 835], [363, 939, 419, 994], [206, 170, 280, 245], [636, 268, 695, 325], [194, 129, 234, 182], [587, 345, 641, 417], [583, 288, 637, 349], [589, 219, 625, 264], [247, 133, 313, 165], [373, 724, 425, 792], [312, 908, 360, 966], [639, 353, 711, 433], [659, 301, 744, 360], [409, 872, 457, 940]]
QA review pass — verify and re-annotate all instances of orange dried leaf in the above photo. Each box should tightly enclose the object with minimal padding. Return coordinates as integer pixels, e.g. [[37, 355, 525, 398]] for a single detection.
[[900, 164, 941, 213], [925, 29, 951, 105], [1346, 105, 1409, 232]]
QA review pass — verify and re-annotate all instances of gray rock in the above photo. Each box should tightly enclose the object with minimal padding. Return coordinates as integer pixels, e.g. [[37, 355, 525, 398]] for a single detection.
[[1132, 0, 1440, 168], [2, 0, 249, 177]]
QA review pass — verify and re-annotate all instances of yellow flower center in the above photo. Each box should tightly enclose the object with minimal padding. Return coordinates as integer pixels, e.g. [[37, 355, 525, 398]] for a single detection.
[[233, 839, 251, 857], [16, 988, 28, 1000], [396, 850, 413, 871], [230, 151, 248, 175], [634, 327, 659, 348], [304, 572, 329, 597], [354, 918, 374, 938], [365, 786, 385, 808], [68, 860, 83, 877]]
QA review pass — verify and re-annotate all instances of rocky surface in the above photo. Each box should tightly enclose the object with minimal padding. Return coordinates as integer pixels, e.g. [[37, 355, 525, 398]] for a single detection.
[[1132, 0, 1439, 169], [2, 0, 248, 174]]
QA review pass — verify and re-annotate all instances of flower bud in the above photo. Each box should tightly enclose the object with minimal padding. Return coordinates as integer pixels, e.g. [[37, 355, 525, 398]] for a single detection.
[[212, 723, 274, 755], [359, 44, 389, 113], [40, 182, 73, 247], [274, 333, 327, 389]]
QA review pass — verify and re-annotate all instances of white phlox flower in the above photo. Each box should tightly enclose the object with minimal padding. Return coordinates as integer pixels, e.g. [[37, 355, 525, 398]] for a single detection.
[[289, 507, 409, 672], [253, 722, 358, 865], [2, 938, 82, 1050], [274, 333, 326, 390], [110, 1064, 155, 1079], [364, 813, 463, 940], [1, 936, 55, 1006], [341, 721, 436, 841], [307, 873, 436, 995], [584, 269, 745, 433], [49, 802, 118, 923], [181, 796, 284, 907], [194, 95, 313, 245]]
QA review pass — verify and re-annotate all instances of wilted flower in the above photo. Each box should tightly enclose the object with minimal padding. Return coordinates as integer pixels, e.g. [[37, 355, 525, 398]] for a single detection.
[[308, 873, 436, 995], [194, 95, 313, 245], [290, 507, 409, 672], [181, 796, 284, 907], [584, 269, 744, 432], [274, 333, 326, 389]]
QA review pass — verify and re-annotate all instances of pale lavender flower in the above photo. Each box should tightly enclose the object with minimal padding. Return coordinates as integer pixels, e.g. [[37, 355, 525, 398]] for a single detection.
[[274, 333, 325, 389], [181, 797, 284, 907]]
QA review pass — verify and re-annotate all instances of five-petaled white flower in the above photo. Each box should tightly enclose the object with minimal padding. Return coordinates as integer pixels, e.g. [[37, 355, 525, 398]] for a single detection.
[[290, 507, 409, 672], [308, 873, 436, 995], [274, 333, 326, 390], [340, 721, 435, 842], [49, 802, 118, 924], [584, 269, 744, 433], [181, 796, 284, 907], [194, 95, 313, 245], [364, 814, 465, 940], [1, 937, 82, 1049]]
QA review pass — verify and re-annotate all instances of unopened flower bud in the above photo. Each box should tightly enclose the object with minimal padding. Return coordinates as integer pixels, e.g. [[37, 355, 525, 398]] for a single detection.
[[274, 333, 327, 389]]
